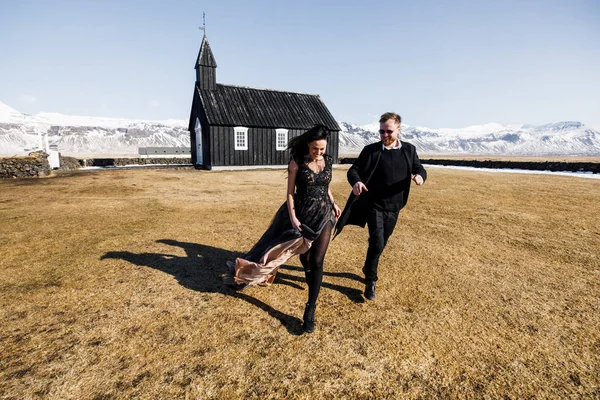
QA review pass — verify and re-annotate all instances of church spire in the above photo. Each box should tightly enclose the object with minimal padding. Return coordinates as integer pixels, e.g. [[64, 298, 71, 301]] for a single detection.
[[194, 17, 217, 89]]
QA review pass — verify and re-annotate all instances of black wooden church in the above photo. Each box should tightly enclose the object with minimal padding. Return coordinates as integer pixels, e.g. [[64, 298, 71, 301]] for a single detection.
[[188, 34, 340, 169]]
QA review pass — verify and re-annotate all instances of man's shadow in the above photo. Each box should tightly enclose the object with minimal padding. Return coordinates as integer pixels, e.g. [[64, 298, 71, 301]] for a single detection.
[[100, 239, 363, 335]]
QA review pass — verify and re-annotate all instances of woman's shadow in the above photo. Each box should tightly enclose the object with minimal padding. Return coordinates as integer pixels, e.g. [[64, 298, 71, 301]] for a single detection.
[[100, 239, 364, 335]]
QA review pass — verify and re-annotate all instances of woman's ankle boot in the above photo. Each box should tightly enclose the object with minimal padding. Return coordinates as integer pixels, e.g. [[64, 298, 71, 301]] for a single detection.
[[302, 302, 316, 333]]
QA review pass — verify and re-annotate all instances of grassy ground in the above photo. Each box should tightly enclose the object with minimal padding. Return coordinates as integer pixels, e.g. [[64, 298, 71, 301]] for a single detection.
[[1, 166, 599, 399]]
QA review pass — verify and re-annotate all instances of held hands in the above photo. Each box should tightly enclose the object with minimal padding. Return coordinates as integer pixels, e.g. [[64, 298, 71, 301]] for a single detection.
[[352, 181, 368, 195], [412, 174, 424, 185]]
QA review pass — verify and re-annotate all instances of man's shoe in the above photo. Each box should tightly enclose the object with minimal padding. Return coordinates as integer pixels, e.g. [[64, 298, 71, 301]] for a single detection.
[[364, 281, 376, 300]]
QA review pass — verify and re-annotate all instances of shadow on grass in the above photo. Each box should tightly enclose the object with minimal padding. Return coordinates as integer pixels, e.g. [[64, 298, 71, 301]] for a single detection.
[[101, 239, 364, 335], [276, 268, 365, 304]]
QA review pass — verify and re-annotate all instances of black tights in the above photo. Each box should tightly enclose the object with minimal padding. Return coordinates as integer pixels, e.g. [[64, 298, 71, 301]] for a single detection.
[[299, 221, 332, 305]]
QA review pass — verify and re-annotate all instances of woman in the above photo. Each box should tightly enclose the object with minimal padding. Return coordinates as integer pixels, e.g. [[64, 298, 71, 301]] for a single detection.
[[224, 124, 341, 333]]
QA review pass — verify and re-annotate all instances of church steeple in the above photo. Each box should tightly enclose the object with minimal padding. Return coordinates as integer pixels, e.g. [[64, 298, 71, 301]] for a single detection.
[[195, 34, 217, 90]]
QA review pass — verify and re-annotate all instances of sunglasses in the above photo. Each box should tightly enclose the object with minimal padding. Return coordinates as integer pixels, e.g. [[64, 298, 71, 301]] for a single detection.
[[378, 129, 396, 135]]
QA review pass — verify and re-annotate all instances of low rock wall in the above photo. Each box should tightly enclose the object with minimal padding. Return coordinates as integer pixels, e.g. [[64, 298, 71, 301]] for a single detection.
[[8, 155, 596, 177], [81, 157, 192, 167], [0, 152, 51, 179], [59, 155, 83, 171], [0, 155, 193, 178], [421, 159, 600, 174], [339, 158, 600, 174]]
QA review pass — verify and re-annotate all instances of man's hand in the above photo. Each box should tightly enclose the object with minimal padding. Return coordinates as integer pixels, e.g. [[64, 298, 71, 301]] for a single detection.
[[352, 181, 368, 195], [412, 174, 424, 185]]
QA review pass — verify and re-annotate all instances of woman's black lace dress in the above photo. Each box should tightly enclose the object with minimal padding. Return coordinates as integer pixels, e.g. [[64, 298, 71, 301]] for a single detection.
[[291, 154, 336, 237], [231, 155, 335, 286]]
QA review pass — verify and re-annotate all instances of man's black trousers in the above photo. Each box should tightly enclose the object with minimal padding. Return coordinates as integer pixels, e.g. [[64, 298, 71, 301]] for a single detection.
[[362, 208, 399, 282]]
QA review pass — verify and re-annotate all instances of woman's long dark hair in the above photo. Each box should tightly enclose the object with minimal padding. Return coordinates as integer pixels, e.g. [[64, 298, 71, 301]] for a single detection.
[[287, 124, 330, 164]]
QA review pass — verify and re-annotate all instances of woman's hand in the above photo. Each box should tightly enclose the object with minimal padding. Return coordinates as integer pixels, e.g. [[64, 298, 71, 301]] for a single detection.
[[333, 203, 342, 218], [291, 216, 302, 231]]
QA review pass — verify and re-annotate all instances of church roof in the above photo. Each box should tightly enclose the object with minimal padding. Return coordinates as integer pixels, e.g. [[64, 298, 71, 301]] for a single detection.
[[197, 84, 340, 131], [195, 35, 217, 68]]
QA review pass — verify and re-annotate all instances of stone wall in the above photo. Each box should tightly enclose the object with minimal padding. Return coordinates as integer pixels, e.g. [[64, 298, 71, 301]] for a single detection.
[[81, 157, 192, 167], [338, 157, 600, 174], [0, 152, 87, 179], [4, 154, 598, 178], [420, 159, 600, 174], [0, 151, 51, 179], [59, 155, 84, 170]]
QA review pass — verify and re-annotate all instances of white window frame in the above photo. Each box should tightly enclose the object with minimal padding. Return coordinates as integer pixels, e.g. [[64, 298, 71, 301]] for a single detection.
[[275, 129, 288, 151], [234, 127, 248, 150]]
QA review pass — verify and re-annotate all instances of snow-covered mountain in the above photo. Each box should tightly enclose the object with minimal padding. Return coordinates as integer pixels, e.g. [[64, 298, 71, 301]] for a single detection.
[[338, 120, 600, 156], [1, 101, 599, 156], [0, 102, 189, 157]]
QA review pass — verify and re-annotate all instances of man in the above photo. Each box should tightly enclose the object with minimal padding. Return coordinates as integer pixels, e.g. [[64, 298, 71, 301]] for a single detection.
[[334, 112, 427, 300]]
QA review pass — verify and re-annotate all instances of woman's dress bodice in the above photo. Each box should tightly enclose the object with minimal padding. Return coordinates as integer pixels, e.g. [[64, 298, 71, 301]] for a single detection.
[[294, 155, 334, 233]]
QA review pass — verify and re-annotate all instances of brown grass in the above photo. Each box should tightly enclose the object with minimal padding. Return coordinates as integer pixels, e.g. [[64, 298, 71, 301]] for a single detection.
[[1, 166, 599, 399]]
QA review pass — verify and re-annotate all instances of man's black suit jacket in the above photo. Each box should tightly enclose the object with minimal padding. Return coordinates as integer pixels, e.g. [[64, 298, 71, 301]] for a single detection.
[[333, 141, 427, 238]]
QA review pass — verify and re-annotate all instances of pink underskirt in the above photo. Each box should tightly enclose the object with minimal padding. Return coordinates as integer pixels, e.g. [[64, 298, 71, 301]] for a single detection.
[[233, 237, 312, 286]]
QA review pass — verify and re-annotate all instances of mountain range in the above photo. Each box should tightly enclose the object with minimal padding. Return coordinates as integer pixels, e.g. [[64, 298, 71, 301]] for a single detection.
[[1, 101, 599, 157]]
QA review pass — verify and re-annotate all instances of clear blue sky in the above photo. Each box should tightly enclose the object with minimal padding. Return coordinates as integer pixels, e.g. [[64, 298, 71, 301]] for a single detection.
[[1, 0, 599, 128]]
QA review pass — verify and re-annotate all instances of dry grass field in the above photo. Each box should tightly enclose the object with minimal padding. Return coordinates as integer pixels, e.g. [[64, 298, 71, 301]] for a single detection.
[[1, 165, 599, 399]]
